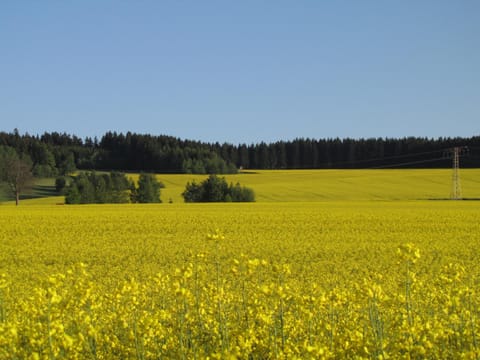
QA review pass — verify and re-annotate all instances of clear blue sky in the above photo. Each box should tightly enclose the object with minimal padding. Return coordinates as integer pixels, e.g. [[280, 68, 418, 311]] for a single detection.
[[1, 1, 479, 144]]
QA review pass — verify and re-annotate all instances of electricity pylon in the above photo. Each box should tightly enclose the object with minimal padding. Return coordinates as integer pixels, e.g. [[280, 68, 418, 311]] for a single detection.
[[448, 146, 469, 200], [451, 147, 462, 200]]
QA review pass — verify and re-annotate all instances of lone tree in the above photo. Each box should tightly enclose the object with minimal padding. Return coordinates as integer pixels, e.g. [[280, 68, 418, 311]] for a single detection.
[[0, 147, 34, 206]]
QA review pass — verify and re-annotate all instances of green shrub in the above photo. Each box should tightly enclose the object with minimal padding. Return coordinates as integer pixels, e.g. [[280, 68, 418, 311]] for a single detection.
[[182, 175, 255, 202]]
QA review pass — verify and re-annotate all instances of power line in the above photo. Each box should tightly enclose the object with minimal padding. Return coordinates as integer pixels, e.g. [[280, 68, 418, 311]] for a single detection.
[[310, 144, 477, 169], [305, 151, 437, 169], [369, 157, 448, 169]]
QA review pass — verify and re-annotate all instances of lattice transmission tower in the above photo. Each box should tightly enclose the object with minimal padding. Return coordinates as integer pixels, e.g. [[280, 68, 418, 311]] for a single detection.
[[449, 146, 468, 200], [451, 147, 461, 200]]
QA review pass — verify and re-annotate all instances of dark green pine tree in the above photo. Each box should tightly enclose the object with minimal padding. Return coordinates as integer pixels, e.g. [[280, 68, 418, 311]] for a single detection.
[[136, 173, 162, 203]]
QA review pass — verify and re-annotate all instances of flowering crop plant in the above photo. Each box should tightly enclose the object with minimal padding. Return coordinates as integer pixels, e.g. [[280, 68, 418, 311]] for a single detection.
[[0, 200, 479, 358]]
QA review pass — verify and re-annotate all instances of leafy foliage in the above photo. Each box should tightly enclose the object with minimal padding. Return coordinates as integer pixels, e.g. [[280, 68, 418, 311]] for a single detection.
[[0, 145, 34, 205], [65, 172, 165, 204], [133, 173, 164, 203], [30, 142, 57, 177], [182, 174, 255, 202], [65, 172, 133, 204], [55, 176, 67, 194]]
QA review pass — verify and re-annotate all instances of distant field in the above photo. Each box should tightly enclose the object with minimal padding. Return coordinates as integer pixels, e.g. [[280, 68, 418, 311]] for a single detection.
[[2, 169, 479, 205], [135, 168, 480, 203]]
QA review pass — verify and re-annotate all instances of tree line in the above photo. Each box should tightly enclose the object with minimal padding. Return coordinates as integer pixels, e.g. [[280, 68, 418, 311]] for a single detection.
[[61, 172, 163, 204], [1, 130, 479, 176], [62, 172, 255, 204]]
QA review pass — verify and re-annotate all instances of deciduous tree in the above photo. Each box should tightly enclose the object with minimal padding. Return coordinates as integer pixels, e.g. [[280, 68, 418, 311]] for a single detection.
[[0, 147, 34, 205]]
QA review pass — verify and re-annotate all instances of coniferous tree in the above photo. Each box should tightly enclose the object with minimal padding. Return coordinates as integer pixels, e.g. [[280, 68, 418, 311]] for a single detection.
[[1, 130, 480, 173], [65, 172, 132, 204], [135, 173, 162, 203]]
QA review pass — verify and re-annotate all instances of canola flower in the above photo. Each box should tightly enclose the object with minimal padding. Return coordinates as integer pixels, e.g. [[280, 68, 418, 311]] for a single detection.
[[0, 202, 479, 358], [0, 246, 479, 359]]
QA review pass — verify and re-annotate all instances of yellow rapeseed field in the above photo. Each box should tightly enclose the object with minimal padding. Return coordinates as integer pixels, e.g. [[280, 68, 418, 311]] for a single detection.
[[141, 168, 480, 203], [0, 170, 480, 358], [6, 169, 480, 205]]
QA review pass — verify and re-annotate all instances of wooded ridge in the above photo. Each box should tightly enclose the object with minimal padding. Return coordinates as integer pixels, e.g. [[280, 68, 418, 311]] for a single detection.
[[1, 130, 479, 174]]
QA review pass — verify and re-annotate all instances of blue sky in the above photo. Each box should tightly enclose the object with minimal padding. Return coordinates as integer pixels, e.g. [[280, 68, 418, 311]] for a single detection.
[[1, 1, 479, 144]]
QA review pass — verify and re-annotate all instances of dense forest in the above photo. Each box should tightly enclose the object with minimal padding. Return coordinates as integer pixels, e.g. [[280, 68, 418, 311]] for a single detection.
[[0, 129, 479, 175]]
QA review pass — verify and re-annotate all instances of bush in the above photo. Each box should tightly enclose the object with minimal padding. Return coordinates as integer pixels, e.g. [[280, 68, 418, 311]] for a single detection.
[[55, 176, 67, 194], [182, 175, 255, 202], [182, 181, 204, 202], [229, 182, 255, 202]]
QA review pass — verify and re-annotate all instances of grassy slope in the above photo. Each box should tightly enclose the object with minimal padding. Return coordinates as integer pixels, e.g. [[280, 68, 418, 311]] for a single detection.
[[142, 169, 480, 203], [0, 178, 64, 206], [2, 169, 479, 205]]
